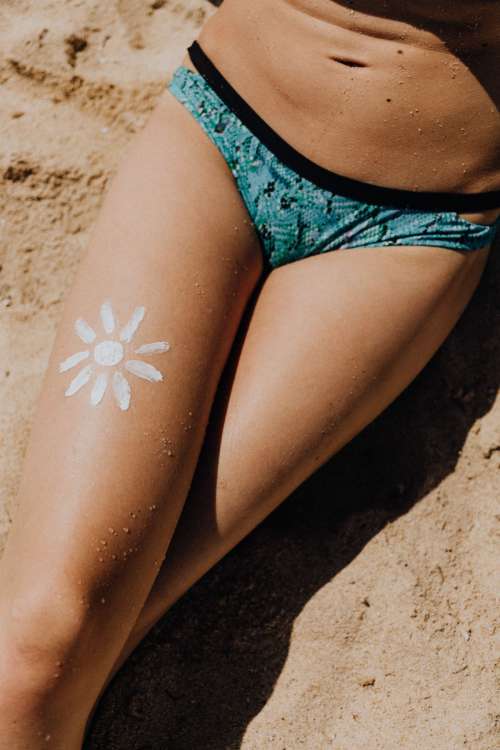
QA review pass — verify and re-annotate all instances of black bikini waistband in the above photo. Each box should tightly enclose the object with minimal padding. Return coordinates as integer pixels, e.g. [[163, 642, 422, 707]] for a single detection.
[[187, 40, 500, 212]]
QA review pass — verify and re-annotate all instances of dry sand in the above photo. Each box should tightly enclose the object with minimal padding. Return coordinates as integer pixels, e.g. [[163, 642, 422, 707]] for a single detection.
[[1, 1, 499, 748]]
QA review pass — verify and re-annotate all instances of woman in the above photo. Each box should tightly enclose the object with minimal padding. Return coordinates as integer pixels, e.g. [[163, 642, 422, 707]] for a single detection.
[[1, 0, 498, 746]]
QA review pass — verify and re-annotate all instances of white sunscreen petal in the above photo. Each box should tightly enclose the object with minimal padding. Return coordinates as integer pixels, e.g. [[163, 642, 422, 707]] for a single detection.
[[119, 306, 145, 343], [65, 364, 93, 396], [75, 318, 97, 344], [125, 360, 163, 382], [134, 341, 170, 355], [59, 350, 89, 372], [100, 299, 115, 334], [112, 370, 131, 410], [90, 372, 108, 406]]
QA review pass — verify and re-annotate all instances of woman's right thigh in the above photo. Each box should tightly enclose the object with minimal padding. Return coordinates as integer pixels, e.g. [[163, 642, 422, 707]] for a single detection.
[[0, 84, 263, 692]]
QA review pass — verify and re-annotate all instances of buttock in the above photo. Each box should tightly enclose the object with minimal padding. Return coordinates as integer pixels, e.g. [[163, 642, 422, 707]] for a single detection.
[[167, 42, 500, 271]]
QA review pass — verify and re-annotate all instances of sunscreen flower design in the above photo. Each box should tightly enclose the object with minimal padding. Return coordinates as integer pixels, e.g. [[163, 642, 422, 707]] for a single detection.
[[58, 299, 170, 411]]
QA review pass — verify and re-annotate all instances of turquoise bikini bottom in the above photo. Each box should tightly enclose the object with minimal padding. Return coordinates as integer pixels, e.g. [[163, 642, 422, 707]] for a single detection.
[[167, 40, 500, 270]]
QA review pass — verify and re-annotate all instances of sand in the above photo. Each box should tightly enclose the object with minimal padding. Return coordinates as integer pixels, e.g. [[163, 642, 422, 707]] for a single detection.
[[1, 1, 499, 748]]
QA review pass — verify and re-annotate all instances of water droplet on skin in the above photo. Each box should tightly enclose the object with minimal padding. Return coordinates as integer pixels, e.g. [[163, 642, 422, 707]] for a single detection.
[[108, 527, 114, 534], [129, 512, 137, 519], [148, 504, 157, 511], [100, 539, 107, 546], [45, 735, 52, 742], [167, 450, 175, 456], [123, 527, 130, 534], [111, 553, 118, 560], [98, 557, 104, 562], [128, 547, 133, 553], [101, 597, 106, 604]]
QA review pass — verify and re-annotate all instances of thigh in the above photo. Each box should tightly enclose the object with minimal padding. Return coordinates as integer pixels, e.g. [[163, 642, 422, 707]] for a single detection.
[[1, 87, 263, 612], [145, 241, 491, 608], [222, 243, 491, 502]]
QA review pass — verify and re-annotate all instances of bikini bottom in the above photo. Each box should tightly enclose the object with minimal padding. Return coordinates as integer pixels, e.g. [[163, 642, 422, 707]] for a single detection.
[[167, 39, 500, 270]]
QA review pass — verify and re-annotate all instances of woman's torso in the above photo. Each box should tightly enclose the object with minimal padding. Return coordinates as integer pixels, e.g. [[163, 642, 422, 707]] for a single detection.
[[181, 0, 499, 214]]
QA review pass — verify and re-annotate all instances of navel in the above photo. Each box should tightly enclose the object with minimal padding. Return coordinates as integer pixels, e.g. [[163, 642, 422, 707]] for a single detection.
[[330, 56, 368, 68]]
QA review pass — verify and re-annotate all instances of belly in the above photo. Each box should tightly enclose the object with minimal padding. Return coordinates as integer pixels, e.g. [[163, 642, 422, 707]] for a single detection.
[[185, 0, 500, 194]]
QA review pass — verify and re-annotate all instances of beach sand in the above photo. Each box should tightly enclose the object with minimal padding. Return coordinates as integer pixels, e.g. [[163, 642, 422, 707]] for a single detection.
[[1, 1, 499, 748]]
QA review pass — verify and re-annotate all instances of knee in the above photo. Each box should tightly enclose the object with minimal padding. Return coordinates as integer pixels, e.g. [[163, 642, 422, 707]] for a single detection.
[[0, 581, 89, 694]]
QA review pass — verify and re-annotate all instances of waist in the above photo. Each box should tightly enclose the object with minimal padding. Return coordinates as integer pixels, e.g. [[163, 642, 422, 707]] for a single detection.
[[194, 0, 500, 195]]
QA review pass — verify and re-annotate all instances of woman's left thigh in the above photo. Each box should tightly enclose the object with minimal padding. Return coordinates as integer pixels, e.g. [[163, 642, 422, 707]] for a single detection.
[[150, 242, 491, 598], [217, 243, 491, 503]]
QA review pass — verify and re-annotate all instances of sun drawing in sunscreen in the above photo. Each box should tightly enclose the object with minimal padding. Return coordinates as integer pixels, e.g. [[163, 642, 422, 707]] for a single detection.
[[58, 299, 170, 411]]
